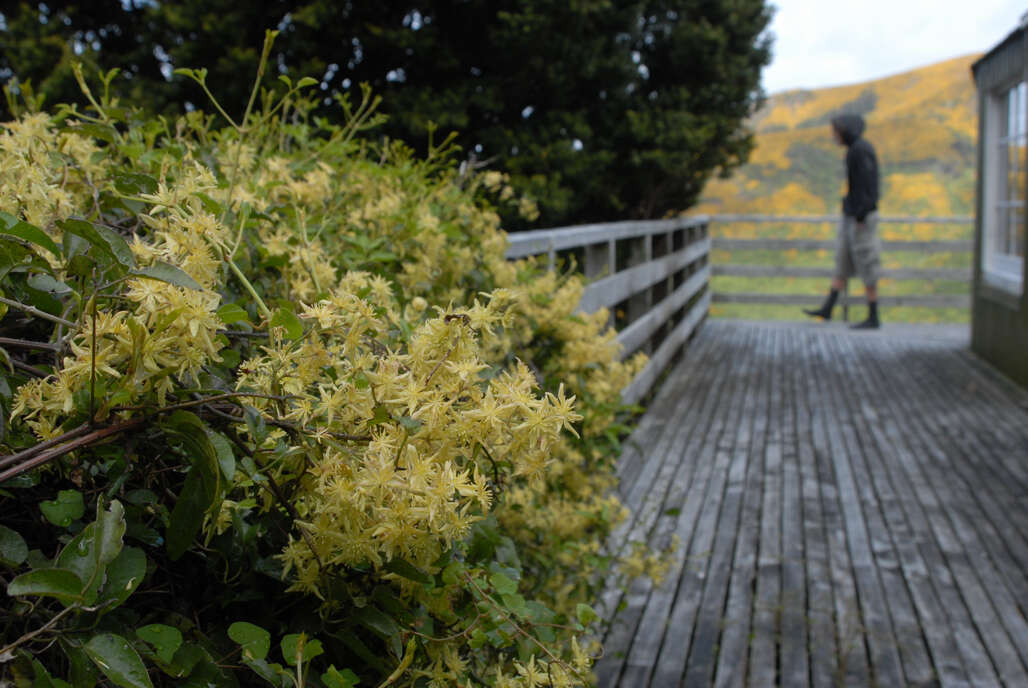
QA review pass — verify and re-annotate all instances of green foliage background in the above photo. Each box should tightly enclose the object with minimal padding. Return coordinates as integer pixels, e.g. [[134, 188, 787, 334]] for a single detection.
[[0, 0, 773, 227]]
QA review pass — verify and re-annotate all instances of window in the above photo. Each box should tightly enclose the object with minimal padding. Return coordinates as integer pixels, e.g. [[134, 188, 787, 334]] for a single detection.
[[983, 81, 1027, 294]]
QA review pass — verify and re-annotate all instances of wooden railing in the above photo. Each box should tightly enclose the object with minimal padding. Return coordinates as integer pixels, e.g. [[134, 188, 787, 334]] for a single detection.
[[709, 215, 974, 320], [503, 213, 969, 401], [505, 217, 711, 404]]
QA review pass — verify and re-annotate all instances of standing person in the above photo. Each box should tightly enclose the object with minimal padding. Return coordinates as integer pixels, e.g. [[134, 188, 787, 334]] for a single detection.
[[804, 114, 882, 329]]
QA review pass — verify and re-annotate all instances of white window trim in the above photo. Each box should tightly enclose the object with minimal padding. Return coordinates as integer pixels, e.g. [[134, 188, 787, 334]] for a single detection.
[[981, 82, 1026, 295]]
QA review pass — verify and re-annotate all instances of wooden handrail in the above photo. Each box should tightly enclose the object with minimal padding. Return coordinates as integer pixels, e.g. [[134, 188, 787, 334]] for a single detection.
[[505, 216, 710, 260], [712, 265, 970, 281], [506, 217, 712, 404], [708, 214, 973, 224], [713, 238, 973, 252]]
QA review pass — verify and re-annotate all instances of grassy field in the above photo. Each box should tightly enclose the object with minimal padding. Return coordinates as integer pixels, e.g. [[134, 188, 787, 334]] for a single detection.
[[707, 219, 973, 323]]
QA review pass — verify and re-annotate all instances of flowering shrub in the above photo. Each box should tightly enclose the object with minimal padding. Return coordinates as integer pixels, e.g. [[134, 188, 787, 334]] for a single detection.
[[0, 33, 651, 687]]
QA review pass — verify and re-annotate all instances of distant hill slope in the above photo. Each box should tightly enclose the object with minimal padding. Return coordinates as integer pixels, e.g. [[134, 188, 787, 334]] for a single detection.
[[693, 54, 979, 217]]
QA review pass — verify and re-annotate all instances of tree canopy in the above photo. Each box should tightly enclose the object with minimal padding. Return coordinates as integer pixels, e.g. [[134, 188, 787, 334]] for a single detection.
[[0, 0, 773, 225]]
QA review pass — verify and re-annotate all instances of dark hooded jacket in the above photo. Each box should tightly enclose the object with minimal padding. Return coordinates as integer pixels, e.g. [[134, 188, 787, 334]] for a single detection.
[[832, 114, 879, 222]]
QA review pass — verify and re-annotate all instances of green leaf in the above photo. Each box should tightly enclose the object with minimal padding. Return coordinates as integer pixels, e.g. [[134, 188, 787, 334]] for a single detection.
[[575, 603, 598, 626], [192, 193, 223, 215], [367, 405, 392, 427], [0, 216, 61, 256], [441, 560, 464, 586], [323, 666, 361, 688], [90, 499, 127, 569], [83, 633, 154, 688], [489, 571, 518, 596], [58, 219, 134, 268], [40, 490, 85, 527], [137, 624, 183, 664], [467, 516, 501, 563], [234, 657, 286, 685], [0, 524, 28, 567], [6, 568, 85, 606], [398, 416, 422, 434], [57, 500, 127, 604], [65, 122, 118, 144], [217, 303, 251, 325], [332, 631, 389, 674], [159, 643, 206, 679], [296, 76, 319, 89], [27, 656, 72, 688], [133, 262, 202, 290], [165, 467, 209, 561], [501, 593, 528, 618], [208, 431, 236, 481], [173, 67, 208, 84], [353, 605, 401, 640], [124, 489, 158, 506], [228, 621, 271, 661], [172, 656, 234, 688], [97, 546, 146, 610], [113, 173, 158, 195], [0, 237, 35, 281], [270, 307, 303, 339], [65, 643, 101, 687], [161, 411, 226, 559], [280, 634, 323, 667], [383, 558, 431, 585], [27, 273, 72, 295]]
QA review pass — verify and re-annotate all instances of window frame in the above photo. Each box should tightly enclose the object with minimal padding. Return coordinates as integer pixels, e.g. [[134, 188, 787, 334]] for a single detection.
[[982, 80, 1027, 295]]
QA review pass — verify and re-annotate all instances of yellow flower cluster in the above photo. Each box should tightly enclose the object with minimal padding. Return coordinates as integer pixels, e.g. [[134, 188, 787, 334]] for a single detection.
[[11, 152, 227, 436], [1, 93, 647, 685], [0, 113, 106, 233]]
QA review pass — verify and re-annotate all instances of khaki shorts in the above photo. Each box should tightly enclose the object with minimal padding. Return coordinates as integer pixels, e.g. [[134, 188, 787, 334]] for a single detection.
[[835, 212, 881, 286]]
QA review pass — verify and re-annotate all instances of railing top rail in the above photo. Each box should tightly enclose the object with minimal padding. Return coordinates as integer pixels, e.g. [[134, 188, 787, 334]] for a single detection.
[[505, 215, 710, 258], [712, 237, 973, 252], [707, 214, 973, 224]]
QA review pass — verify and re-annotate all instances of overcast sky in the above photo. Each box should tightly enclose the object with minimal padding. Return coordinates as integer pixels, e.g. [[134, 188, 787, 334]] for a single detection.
[[762, 0, 1027, 94]]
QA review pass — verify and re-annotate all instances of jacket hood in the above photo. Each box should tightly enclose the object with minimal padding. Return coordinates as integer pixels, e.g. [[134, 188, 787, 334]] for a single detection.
[[831, 114, 866, 146]]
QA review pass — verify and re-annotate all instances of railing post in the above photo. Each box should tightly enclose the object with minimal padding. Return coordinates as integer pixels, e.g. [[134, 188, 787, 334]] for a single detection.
[[626, 233, 652, 343], [584, 241, 614, 329], [584, 242, 610, 280]]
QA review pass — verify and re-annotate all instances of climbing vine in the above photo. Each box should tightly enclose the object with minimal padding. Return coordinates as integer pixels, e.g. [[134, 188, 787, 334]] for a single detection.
[[0, 31, 666, 687]]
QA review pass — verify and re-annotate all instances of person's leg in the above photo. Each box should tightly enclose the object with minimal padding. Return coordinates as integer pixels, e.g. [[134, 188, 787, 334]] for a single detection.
[[852, 281, 879, 329], [804, 277, 844, 319], [851, 212, 882, 329], [804, 218, 852, 320]]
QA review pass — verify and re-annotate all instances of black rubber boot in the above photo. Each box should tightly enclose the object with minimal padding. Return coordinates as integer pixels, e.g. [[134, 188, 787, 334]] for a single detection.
[[803, 289, 839, 321], [851, 301, 880, 330]]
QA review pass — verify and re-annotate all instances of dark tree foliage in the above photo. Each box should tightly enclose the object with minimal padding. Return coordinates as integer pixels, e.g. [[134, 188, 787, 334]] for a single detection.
[[0, 0, 773, 225]]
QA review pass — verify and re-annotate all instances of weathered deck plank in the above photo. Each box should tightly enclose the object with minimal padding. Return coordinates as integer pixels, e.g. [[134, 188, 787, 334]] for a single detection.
[[599, 319, 1028, 688], [711, 327, 772, 688], [823, 332, 936, 686], [749, 327, 784, 688], [595, 326, 731, 685], [646, 324, 761, 686]]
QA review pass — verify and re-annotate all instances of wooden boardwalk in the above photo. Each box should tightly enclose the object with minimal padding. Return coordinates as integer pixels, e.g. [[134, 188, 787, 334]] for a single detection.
[[596, 319, 1028, 688]]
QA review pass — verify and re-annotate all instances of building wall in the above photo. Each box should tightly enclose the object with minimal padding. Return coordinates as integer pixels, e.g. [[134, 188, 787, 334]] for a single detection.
[[972, 28, 1028, 388]]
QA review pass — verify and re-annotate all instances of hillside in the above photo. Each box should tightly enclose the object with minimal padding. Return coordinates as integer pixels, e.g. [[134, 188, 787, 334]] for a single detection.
[[693, 54, 980, 217]]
